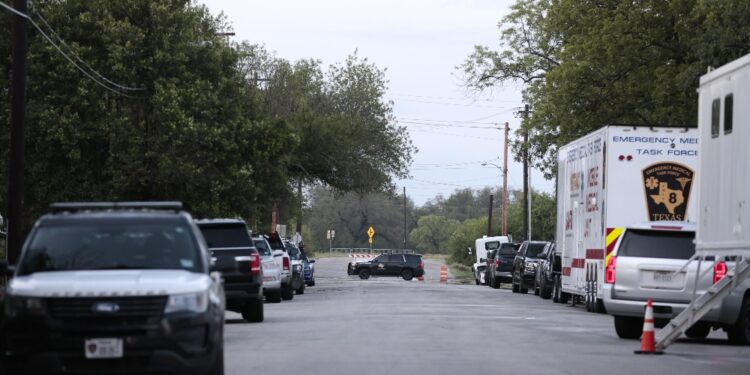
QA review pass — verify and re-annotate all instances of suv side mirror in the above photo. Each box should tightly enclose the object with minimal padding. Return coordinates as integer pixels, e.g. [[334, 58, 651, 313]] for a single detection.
[[0, 260, 15, 277]]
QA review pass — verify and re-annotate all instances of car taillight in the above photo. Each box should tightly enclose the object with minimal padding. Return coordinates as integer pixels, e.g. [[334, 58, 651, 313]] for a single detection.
[[605, 256, 617, 284], [495, 258, 501, 266], [283, 257, 290, 270], [714, 261, 727, 284], [251, 254, 261, 275], [419, 260, 424, 269]]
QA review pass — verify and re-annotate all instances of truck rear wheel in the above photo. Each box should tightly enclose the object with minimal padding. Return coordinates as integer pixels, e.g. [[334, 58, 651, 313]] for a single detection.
[[614, 316, 642, 339], [511, 271, 520, 293], [281, 283, 294, 301], [727, 298, 750, 345], [540, 277, 551, 299], [242, 298, 264, 323], [685, 322, 710, 339]]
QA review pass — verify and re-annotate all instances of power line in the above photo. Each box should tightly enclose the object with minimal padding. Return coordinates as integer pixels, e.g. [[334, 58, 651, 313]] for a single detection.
[[399, 120, 501, 130], [407, 128, 503, 141], [397, 117, 500, 125], [0, 1, 144, 97], [391, 93, 516, 103], [389, 97, 515, 109]]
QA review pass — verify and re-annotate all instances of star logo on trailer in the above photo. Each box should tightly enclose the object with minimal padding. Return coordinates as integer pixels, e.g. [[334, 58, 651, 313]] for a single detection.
[[642, 162, 694, 221]]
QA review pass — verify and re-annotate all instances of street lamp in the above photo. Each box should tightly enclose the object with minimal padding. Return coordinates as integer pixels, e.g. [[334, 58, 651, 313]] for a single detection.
[[482, 161, 508, 236]]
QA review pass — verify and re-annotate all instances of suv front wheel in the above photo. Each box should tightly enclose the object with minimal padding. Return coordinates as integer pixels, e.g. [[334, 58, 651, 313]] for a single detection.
[[359, 269, 371, 280], [614, 316, 642, 339]]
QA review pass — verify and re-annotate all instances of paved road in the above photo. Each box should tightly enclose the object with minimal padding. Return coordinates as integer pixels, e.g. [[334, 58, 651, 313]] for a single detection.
[[224, 256, 750, 375]]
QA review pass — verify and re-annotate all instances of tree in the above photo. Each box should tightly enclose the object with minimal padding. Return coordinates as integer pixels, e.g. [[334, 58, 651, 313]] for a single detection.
[[408, 215, 459, 254], [460, 0, 750, 178]]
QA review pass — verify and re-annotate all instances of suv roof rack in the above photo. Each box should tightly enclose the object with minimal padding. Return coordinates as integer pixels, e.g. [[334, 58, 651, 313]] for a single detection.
[[50, 201, 183, 213]]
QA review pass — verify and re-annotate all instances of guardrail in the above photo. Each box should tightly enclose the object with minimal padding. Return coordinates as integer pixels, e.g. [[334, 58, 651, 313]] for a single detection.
[[330, 248, 416, 255]]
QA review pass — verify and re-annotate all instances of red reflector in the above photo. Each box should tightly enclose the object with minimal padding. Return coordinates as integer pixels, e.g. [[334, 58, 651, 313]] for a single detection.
[[605, 257, 617, 284], [714, 261, 727, 284], [283, 257, 290, 270]]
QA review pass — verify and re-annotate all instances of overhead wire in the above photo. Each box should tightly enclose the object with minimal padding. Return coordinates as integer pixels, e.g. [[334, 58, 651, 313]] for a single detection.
[[0, 1, 144, 98]]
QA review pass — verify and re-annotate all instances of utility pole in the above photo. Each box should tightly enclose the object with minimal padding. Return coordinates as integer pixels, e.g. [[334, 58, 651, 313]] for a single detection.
[[7, 0, 28, 265], [403, 186, 407, 251], [487, 194, 494, 236], [502, 122, 509, 236], [296, 178, 302, 235], [520, 104, 532, 241]]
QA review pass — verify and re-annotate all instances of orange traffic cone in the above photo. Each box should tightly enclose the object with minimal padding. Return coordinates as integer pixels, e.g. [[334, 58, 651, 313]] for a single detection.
[[439, 265, 448, 283], [634, 298, 663, 355]]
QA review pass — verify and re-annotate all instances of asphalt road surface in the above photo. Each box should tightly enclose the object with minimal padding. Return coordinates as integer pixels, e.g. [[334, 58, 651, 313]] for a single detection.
[[224, 256, 750, 375]]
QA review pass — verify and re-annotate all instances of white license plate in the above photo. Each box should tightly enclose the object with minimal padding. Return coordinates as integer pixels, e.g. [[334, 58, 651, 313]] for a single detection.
[[85, 338, 123, 359], [652, 271, 674, 282]]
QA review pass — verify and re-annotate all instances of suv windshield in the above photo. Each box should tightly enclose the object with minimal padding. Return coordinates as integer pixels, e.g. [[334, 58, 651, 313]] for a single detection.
[[499, 243, 519, 256], [525, 243, 547, 258], [618, 229, 695, 259], [18, 221, 201, 275], [198, 224, 251, 248]]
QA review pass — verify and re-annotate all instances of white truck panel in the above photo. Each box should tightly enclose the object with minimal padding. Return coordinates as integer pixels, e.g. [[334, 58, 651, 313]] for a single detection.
[[557, 125, 699, 300], [697, 54, 750, 256]]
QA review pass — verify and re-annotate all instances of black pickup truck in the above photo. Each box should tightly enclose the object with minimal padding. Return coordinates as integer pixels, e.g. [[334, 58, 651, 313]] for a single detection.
[[197, 219, 264, 322], [487, 242, 520, 288]]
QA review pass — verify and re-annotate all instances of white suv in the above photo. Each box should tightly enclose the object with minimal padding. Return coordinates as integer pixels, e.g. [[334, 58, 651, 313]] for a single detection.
[[0, 202, 226, 374], [603, 222, 750, 344]]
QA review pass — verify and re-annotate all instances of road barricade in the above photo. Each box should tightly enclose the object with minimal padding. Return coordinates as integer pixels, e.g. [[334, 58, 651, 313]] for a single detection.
[[439, 265, 448, 283]]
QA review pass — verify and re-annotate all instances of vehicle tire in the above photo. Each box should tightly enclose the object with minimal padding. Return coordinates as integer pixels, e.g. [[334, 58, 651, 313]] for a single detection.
[[534, 278, 540, 296], [727, 298, 750, 345], [475, 277, 480, 285], [211, 341, 224, 375], [511, 271, 520, 293], [519, 272, 528, 294], [296, 282, 305, 295], [685, 322, 711, 339], [552, 275, 561, 303], [540, 277, 552, 299], [281, 283, 294, 301], [401, 269, 414, 281], [242, 298, 264, 323], [359, 269, 371, 280], [490, 274, 499, 289], [266, 289, 282, 303], [614, 316, 642, 339], [560, 291, 569, 304]]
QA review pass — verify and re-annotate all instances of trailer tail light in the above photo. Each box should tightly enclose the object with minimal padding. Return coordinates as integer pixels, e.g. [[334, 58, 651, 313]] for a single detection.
[[250, 253, 261, 275], [283, 257, 290, 270], [713, 261, 727, 284], [605, 257, 617, 284]]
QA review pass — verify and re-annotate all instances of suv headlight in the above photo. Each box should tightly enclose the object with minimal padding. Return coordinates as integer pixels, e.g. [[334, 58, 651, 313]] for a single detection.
[[525, 263, 538, 273], [5, 296, 44, 317], [165, 291, 208, 314]]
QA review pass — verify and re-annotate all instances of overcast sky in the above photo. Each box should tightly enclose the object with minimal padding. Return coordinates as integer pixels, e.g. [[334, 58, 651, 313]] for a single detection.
[[201, 0, 554, 205]]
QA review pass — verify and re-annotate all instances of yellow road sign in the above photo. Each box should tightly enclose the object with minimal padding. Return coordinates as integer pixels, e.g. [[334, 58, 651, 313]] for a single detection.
[[367, 226, 375, 238]]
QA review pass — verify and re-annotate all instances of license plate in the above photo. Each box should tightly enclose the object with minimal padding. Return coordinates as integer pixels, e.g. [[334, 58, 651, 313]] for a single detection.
[[85, 338, 123, 359], [652, 271, 674, 282], [263, 275, 275, 282]]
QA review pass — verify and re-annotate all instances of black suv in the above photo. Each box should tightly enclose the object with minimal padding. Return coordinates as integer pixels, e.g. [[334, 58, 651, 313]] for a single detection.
[[196, 219, 264, 322], [487, 242, 520, 288], [352, 253, 424, 281], [512, 241, 552, 294], [0, 202, 225, 375], [534, 243, 556, 299]]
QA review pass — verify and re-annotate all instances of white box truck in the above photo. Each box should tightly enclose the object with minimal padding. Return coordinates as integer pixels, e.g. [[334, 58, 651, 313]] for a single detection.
[[555, 125, 699, 312]]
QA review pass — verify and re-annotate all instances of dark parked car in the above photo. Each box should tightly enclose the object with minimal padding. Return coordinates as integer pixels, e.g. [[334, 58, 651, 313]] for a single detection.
[[487, 242, 520, 288], [512, 241, 552, 294], [534, 243, 556, 298], [352, 253, 424, 281], [1, 202, 225, 375], [303, 255, 316, 286], [197, 219, 264, 322]]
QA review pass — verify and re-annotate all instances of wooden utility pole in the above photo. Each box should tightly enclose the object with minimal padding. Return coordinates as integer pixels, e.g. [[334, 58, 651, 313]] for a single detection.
[[502, 122, 509, 236], [487, 194, 494, 236], [7, 0, 28, 264], [521, 104, 531, 241], [403, 186, 407, 250]]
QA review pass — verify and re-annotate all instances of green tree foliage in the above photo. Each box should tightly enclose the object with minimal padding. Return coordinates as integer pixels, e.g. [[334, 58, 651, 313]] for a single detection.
[[408, 215, 459, 254], [460, 0, 750, 178], [304, 186, 414, 250], [0, 1, 413, 234]]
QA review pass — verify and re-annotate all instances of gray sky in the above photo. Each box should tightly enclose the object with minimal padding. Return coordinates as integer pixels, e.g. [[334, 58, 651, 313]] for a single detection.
[[202, 0, 554, 205]]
